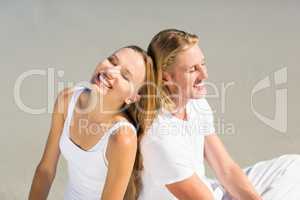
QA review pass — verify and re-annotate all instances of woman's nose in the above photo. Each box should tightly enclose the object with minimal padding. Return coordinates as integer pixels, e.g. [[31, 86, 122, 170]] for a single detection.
[[105, 65, 121, 79]]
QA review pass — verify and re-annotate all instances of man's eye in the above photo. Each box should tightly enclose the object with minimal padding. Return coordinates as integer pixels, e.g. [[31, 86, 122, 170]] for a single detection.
[[189, 66, 197, 72]]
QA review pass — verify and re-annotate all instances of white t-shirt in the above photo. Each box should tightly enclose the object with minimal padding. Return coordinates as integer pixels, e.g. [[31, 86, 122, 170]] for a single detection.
[[139, 98, 216, 200]]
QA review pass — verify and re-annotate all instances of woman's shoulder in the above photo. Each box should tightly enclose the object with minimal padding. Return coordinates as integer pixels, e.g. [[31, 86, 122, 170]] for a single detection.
[[112, 114, 136, 129], [108, 115, 137, 142], [113, 114, 130, 122], [109, 124, 137, 150], [54, 87, 78, 119]]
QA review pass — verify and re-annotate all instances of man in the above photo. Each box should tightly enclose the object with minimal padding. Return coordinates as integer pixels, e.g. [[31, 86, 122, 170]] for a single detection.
[[138, 29, 300, 200]]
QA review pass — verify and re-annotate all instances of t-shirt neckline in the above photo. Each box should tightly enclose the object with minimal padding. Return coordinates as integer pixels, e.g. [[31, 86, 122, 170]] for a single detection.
[[163, 101, 192, 124]]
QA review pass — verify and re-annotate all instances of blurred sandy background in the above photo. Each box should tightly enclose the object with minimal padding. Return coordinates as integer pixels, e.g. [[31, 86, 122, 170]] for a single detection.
[[0, 0, 299, 199]]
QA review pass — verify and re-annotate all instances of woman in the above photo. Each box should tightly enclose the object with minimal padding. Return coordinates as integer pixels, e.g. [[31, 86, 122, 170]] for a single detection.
[[29, 45, 157, 200]]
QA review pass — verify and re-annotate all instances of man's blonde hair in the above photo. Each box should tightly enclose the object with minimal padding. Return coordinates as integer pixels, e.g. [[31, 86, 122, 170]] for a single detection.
[[147, 28, 199, 111]]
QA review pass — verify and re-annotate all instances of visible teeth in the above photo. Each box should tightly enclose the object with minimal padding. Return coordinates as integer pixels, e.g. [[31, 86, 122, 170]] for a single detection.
[[194, 79, 203, 86], [98, 73, 112, 89]]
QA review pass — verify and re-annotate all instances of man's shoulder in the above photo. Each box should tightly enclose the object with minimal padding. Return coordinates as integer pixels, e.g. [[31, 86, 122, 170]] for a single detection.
[[142, 115, 181, 144]]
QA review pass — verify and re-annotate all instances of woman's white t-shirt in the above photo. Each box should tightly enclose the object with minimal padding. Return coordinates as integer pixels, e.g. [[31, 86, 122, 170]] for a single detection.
[[139, 98, 217, 200]]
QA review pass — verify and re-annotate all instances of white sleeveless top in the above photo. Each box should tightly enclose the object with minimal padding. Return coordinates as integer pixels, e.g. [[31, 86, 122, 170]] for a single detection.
[[59, 86, 137, 200]]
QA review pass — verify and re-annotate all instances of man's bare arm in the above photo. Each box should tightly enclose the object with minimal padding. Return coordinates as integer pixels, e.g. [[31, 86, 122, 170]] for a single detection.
[[166, 173, 214, 200], [204, 134, 262, 200]]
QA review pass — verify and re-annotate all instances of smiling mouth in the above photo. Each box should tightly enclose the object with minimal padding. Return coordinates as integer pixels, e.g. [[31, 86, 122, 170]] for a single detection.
[[95, 72, 113, 89]]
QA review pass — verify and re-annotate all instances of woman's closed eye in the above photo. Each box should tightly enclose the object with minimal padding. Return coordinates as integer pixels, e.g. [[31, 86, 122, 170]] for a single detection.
[[121, 69, 131, 81]]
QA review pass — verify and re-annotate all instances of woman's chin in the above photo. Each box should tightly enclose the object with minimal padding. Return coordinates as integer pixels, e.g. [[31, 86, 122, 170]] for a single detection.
[[91, 83, 111, 96], [99, 87, 109, 95]]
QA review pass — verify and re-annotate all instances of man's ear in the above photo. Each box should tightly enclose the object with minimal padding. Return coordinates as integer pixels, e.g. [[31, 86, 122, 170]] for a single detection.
[[132, 94, 141, 102], [162, 71, 172, 82]]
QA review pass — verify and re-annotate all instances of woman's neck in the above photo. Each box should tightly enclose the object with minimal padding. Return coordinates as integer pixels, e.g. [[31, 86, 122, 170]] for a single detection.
[[79, 89, 123, 124]]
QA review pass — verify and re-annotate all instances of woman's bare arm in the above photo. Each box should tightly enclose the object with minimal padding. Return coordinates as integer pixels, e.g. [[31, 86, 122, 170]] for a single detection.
[[28, 88, 70, 200], [204, 134, 262, 200], [101, 125, 137, 200]]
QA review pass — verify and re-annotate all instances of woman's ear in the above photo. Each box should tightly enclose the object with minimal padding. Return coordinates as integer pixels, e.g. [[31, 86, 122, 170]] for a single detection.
[[125, 94, 141, 104]]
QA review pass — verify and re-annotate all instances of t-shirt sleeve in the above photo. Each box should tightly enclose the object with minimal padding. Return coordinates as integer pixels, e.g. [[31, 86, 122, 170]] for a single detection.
[[142, 136, 195, 186], [191, 98, 216, 136]]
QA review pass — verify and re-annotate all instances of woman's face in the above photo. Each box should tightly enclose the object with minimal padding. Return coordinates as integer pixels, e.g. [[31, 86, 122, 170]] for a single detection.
[[90, 48, 146, 104]]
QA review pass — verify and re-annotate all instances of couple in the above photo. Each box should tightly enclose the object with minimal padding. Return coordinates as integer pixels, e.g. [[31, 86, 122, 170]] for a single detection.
[[29, 29, 300, 200]]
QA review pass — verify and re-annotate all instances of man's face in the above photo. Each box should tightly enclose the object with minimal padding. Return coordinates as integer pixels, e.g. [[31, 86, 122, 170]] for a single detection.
[[164, 44, 208, 101]]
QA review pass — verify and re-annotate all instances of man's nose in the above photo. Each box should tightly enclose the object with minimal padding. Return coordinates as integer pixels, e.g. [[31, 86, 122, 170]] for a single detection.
[[197, 66, 208, 80]]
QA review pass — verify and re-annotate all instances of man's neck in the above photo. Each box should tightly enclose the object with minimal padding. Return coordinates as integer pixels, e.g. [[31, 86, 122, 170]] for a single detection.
[[170, 97, 189, 120]]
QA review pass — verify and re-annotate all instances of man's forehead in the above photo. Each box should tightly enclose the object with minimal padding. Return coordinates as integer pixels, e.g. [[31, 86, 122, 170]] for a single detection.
[[175, 45, 204, 68]]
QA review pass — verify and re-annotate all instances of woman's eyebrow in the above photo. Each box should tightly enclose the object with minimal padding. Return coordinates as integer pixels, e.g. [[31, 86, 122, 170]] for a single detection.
[[109, 54, 133, 79], [108, 54, 120, 65]]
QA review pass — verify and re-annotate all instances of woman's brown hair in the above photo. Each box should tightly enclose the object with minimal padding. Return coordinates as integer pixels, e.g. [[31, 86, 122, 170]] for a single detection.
[[122, 45, 158, 200]]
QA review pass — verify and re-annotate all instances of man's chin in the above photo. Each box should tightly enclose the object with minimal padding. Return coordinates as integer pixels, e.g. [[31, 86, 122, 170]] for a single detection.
[[190, 92, 206, 99], [190, 95, 205, 99]]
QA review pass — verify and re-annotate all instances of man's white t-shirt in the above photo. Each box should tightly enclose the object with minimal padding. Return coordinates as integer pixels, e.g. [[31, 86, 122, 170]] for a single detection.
[[139, 98, 217, 200]]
